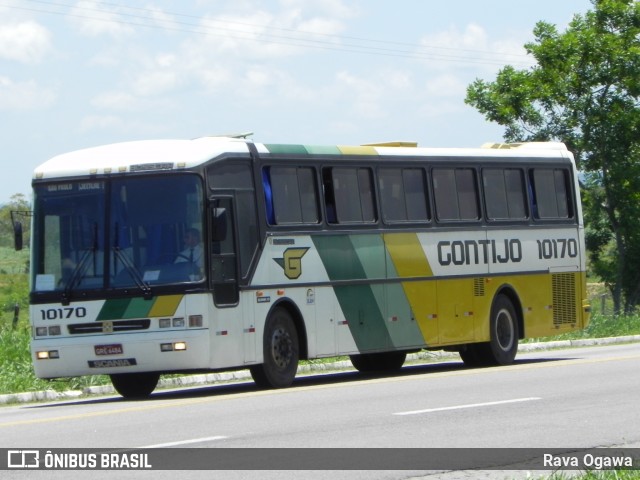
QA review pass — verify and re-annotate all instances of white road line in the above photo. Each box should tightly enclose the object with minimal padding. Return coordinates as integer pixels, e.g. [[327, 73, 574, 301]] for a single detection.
[[393, 397, 542, 416], [140, 435, 228, 448]]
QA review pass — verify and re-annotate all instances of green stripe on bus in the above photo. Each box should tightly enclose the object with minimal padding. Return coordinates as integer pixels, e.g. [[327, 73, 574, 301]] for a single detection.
[[122, 297, 156, 319], [350, 234, 427, 348], [312, 235, 393, 352], [96, 296, 183, 321], [96, 298, 132, 321], [264, 144, 308, 155], [304, 145, 341, 155]]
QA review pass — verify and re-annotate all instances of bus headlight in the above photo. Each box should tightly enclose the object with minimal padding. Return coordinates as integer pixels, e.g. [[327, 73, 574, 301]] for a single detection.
[[36, 350, 59, 360], [160, 342, 187, 352]]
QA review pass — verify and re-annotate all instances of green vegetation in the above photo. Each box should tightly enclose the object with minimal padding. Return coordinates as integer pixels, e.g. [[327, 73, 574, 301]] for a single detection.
[[545, 471, 640, 480]]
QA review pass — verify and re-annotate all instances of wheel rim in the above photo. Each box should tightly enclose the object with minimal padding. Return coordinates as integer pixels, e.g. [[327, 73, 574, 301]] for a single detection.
[[495, 308, 515, 351], [270, 326, 293, 369]]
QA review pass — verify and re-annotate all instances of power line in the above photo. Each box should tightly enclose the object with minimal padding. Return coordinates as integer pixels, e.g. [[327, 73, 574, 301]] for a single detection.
[[6, 0, 535, 67]]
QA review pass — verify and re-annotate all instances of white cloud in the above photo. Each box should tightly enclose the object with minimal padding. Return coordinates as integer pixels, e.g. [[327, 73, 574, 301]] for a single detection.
[[278, 0, 357, 19], [419, 23, 532, 71], [69, 0, 134, 38], [424, 74, 467, 98], [0, 76, 56, 110], [132, 70, 180, 97], [0, 21, 52, 64], [335, 71, 386, 118], [78, 114, 123, 132], [90, 91, 138, 111]]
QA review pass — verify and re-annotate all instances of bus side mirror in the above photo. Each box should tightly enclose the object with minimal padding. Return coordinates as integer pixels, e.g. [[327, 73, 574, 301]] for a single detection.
[[13, 222, 23, 251], [11, 213, 23, 251], [211, 207, 227, 242]]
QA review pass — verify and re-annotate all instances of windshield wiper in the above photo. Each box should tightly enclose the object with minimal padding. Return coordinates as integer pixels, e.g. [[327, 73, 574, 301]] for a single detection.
[[112, 222, 152, 298], [112, 247, 152, 299], [61, 223, 99, 305]]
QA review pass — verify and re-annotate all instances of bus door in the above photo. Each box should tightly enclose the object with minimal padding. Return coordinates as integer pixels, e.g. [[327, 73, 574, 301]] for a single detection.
[[210, 197, 239, 306]]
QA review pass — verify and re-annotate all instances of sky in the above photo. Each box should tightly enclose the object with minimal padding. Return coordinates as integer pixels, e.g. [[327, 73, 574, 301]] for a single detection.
[[0, 0, 593, 205]]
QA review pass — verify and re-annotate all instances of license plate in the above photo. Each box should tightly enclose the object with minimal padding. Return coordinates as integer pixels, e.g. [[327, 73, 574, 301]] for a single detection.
[[94, 344, 123, 356]]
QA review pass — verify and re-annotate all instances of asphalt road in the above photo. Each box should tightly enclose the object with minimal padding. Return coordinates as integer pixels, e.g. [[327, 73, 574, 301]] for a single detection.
[[2, 342, 639, 480]]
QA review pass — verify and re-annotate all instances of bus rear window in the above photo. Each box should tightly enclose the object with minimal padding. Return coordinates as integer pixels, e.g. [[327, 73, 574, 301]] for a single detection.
[[531, 168, 572, 219]]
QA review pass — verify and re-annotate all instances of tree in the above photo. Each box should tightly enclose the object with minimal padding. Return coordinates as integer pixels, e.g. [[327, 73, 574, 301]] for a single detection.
[[465, 0, 640, 314]]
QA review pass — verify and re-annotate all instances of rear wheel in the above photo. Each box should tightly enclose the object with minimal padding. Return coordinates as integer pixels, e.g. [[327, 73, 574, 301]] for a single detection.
[[488, 294, 519, 365], [350, 351, 407, 373], [110, 372, 160, 399], [250, 307, 299, 388], [460, 294, 519, 367]]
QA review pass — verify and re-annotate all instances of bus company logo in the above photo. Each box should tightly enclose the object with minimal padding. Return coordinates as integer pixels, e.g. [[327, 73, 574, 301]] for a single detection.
[[273, 248, 309, 279], [8, 450, 40, 469]]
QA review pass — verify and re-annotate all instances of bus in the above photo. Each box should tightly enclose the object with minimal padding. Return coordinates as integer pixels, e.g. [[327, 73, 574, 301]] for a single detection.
[[20, 135, 590, 398]]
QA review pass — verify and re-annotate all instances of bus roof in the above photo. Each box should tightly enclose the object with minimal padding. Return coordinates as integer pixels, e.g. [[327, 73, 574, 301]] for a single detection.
[[33, 137, 572, 180]]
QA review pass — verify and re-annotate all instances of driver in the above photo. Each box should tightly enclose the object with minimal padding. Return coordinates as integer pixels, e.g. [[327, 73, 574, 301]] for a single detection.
[[175, 228, 204, 271]]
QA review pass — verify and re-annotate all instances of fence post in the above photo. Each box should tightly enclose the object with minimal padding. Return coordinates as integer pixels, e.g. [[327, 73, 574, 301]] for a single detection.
[[12, 303, 19, 329]]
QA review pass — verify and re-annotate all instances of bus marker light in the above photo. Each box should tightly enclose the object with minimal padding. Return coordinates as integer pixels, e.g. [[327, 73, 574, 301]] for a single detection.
[[189, 315, 203, 327], [48, 326, 62, 336], [36, 327, 48, 337], [172, 318, 185, 328], [277, 289, 285, 296]]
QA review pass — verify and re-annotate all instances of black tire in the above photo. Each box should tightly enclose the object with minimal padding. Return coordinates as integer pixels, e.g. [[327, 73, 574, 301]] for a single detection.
[[350, 351, 407, 373], [250, 307, 299, 388], [460, 295, 519, 367], [459, 343, 484, 367], [488, 294, 519, 365], [110, 372, 160, 399]]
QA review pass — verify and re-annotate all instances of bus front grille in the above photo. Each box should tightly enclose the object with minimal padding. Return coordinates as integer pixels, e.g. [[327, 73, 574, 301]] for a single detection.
[[68, 319, 151, 335]]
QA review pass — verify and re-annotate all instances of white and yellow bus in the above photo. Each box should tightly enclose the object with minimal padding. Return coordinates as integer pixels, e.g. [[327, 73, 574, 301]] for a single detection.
[[23, 136, 590, 398]]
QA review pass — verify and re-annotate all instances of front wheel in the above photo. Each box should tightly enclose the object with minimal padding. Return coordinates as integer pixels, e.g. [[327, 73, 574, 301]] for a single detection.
[[110, 372, 160, 399], [250, 307, 299, 388]]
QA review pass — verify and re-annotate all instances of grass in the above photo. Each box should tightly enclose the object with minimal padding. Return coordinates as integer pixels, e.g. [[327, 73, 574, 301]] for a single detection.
[[545, 472, 640, 479]]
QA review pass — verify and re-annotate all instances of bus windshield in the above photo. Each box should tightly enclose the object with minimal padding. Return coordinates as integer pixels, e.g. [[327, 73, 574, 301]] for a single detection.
[[31, 175, 205, 295]]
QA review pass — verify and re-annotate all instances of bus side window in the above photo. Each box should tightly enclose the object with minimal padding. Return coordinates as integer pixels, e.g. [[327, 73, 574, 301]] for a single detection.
[[262, 168, 275, 225], [322, 168, 337, 224]]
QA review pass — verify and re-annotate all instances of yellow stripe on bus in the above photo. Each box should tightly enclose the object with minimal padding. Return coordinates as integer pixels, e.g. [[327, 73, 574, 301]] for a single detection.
[[383, 233, 438, 344], [148, 294, 184, 317]]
